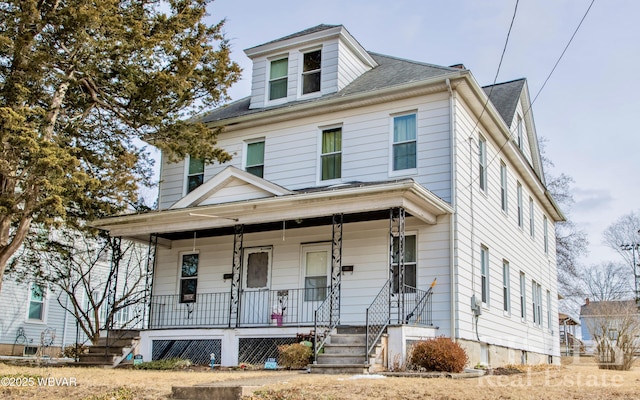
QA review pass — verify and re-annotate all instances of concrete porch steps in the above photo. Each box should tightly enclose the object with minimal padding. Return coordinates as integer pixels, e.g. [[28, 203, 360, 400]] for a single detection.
[[309, 325, 381, 374], [73, 329, 140, 368]]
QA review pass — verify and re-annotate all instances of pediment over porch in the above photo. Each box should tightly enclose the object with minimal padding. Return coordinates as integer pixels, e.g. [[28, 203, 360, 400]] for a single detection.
[[170, 166, 293, 209]]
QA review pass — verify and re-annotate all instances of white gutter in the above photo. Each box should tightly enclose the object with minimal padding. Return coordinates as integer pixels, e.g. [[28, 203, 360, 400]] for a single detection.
[[446, 78, 458, 341]]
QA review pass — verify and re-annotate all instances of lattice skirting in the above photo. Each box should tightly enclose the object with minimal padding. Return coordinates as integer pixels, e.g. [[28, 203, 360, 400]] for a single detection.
[[152, 339, 221, 365], [238, 337, 298, 365]]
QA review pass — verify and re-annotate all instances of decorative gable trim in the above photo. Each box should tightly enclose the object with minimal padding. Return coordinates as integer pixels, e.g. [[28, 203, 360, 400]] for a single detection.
[[170, 166, 292, 209]]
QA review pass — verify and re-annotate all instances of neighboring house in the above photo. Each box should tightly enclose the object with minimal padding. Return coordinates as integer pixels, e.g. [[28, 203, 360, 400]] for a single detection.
[[580, 298, 640, 355], [94, 24, 564, 368], [558, 312, 582, 356]]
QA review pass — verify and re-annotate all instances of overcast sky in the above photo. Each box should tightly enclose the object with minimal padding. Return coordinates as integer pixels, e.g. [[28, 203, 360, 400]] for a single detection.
[[202, 0, 639, 267]]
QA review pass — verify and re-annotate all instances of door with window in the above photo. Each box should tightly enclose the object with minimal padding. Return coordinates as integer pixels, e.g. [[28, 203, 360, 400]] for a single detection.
[[240, 247, 272, 325]]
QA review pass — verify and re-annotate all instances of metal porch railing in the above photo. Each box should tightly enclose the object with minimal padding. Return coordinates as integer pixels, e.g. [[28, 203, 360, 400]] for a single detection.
[[313, 282, 341, 360]]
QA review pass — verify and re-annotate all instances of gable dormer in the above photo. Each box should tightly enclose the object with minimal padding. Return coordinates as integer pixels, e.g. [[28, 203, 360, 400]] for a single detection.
[[244, 24, 378, 109]]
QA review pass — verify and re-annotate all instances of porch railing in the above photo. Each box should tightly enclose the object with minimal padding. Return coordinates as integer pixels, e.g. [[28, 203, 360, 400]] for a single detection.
[[365, 279, 392, 358], [404, 279, 436, 325], [313, 282, 341, 360], [149, 292, 231, 328]]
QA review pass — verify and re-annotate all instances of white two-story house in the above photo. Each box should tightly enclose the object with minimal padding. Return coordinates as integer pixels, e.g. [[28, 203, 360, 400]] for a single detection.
[[94, 24, 564, 369]]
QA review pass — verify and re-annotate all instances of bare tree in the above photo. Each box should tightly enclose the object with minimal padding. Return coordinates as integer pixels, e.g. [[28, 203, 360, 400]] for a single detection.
[[583, 300, 640, 370], [603, 210, 640, 269]]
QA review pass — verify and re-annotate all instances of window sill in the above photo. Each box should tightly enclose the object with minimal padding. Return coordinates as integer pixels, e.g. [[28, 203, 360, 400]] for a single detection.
[[389, 168, 417, 178]]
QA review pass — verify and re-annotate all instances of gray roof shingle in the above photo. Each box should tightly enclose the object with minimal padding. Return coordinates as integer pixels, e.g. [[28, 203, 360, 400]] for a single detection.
[[245, 24, 342, 52], [482, 78, 526, 127]]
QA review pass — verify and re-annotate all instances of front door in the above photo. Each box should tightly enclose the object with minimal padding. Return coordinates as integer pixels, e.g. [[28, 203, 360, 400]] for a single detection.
[[240, 247, 272, 325]]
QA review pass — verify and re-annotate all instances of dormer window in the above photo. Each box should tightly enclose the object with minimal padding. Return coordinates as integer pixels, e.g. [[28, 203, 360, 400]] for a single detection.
[[269, 57, 288, 100], [302, 49, 321, 95]]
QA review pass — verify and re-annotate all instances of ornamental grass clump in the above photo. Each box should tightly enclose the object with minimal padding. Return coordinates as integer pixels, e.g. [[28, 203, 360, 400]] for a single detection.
[[409, 337, 468, 373], [277, 343, 312, 369]]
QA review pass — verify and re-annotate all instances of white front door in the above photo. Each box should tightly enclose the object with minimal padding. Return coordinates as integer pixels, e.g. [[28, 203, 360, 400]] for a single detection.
[[241, 247, 272, 325]]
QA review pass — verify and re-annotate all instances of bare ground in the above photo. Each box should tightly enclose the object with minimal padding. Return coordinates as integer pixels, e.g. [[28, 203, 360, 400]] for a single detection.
[[0, 358, 639, 400]]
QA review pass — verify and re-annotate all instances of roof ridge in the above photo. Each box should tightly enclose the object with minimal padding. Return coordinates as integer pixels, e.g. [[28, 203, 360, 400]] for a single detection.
[[482, 77, 526, 89], [368, 51, 463, 72]]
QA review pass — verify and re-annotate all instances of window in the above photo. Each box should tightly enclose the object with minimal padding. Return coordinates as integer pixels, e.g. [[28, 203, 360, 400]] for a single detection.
[[392, 113, 417, 171], [480, 246, 489, 305], [302, 50, 321, 95], [303, 245, 329, 301], [28, 283, 45, 321], [516, 115, 523, 149], [187, 157, 204, 194], [320, 127, 342, 181], [547, 290, 552, 330], [529, 197, 535, 238], [479, 136, 487, 191], [269, 57, 288, 100], [500, 161, 508, 212], [392, 235, 417, 293], [543, 216, 549, 254], [246, 140, 265, 178], [179, 253, 199, 303], [520, 272, 526, 320], [503, 261, 510, 313], [532, 281, 542, 326], [517, 182, 523, 228], [244, 247, 271, 289]]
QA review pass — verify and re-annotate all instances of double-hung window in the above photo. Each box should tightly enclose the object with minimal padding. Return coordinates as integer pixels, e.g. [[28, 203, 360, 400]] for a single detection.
[[392, 113, 417, 171], [179, 253, 199, 303], [532, 281, 542, 326], [529, 197, 535, 238], [303, 245, 329, 301], [516, 115, 523, 149], [520, 272, 526, 320], [302, 50, 321, 95], [500, 161, 508, 212], [320, 127, 342, 181], [187, 157, 204, 194], [480, 246, 489, 305], [269, 58, 288, 100], [517, 182, 523, 228], [392, 234, 417, 293], [503, 261, 510, 313], [546, 290, 552, 330], [246, 140, 265, 178], [28, 283, 45, 321], [543, 216, 549, 254], [479, 136, 487, 191]]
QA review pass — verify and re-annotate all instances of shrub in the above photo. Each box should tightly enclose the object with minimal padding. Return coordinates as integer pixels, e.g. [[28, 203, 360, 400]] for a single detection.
[[409, 337, 468, 373], [133, 357, 192, 370], [277, 343, 312, 369], [62, 344, 88, 358]]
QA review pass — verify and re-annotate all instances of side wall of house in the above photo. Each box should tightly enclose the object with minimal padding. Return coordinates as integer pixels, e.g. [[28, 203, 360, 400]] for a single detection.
[[158, 92, 452, 210], [452, 93, 560, 364]]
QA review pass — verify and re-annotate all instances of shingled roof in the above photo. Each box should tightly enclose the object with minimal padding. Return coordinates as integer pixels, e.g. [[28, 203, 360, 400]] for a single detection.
[[483, 78, 526, 128], [245, 24, 342, 51], [199, 53, 463, 124]]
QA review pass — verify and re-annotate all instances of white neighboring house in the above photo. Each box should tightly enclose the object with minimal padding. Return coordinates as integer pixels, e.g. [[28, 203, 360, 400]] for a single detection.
[[94, 24, 564, 368]]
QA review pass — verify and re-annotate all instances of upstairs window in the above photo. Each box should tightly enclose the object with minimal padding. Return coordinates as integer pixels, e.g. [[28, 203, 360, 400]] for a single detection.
[[321, 127, 342, 181], [479, 136, 487, 191], [543, 215, 549, 254], [179, 253, 199, 303], [500, 161, 508, 213], [187, 157, 204, 194], [269, 57, 288, 100], [246, 140, 265, 178], [302, 50, 321, 95], [516, 115, 523, 149], [529, 197, 535, 238], [517, 182, 523, 228], [392, 113, 417, 171], [28, 283, 45, 321]]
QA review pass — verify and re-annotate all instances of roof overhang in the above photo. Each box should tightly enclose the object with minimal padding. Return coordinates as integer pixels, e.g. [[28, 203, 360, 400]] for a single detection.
[[92, 180, 453, 245]]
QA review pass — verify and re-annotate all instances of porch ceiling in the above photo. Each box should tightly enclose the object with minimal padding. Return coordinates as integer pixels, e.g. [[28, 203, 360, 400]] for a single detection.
[[91, 180, 453, 244]]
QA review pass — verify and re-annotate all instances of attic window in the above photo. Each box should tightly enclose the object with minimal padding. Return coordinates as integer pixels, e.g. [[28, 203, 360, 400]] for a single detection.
[[302, 50, 321, 95], [269, 58, 288, 100]]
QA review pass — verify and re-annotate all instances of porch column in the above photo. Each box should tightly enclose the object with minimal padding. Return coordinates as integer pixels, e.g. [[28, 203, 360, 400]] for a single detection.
[[105, 236, 122, 350], [143, 234, 158, 329], [229, 224, 244, 328], [389, 207, 406, 324], [330, 214, 343, 325]]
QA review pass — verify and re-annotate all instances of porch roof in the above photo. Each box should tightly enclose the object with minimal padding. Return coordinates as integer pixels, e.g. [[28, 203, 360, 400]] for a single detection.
[[91, 179, 453, 245]]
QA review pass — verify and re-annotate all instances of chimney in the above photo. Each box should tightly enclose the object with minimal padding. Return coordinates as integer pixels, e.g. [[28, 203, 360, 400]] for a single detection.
[[449, 63, 466, 70], [585, 298, 590, 306]]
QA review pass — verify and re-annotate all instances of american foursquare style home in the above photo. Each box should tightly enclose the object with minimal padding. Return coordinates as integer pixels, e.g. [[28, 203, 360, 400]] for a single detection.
[[94, 25, 564, 370]]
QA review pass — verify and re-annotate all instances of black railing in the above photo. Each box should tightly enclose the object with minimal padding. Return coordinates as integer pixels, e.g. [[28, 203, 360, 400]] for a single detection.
[[313, 283, 341, 360], [365, 279, 392, 357], [149, 292, 231, 328], [404, 279, 436, 326], [238, 287, 329, 327]]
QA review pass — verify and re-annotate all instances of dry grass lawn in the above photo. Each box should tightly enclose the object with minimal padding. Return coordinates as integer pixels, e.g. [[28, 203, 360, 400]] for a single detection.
[[1, 358, 640, 400]]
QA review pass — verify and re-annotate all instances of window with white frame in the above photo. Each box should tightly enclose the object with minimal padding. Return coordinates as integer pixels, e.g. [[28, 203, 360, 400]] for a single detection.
[[320, 127, 342, 181], [245, 140, 265, 178], [179, 253, 199, 303], [392, 113, 417, 172], [480, 246, 489, 305], [503, 261, 510, 313], [302, 49, 321, 95], [517, 182, 523, 228], [516, 115, 523, 149], [186, 157, 204, 194], [532, 281, 542, 326], [543, 215, 549, 254], [392, 234, 417, 293], [479, 136, 487, 191], [520, 272, 526, 320], [28, 283, 45, 321], [500, 161, 508, 212], [269, 57, 288, 100], [547, 290, 552, 330], [529, 197, 535, 238], [303, 245, 329, 301]]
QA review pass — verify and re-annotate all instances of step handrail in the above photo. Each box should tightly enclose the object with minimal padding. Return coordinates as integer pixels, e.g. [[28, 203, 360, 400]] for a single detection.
[[313, 282, 341, 361], [365, 279, 392, 358]]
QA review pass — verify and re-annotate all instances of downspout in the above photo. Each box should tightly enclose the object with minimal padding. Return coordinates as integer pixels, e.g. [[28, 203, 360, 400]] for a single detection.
[[446, 78, 457, 340]]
